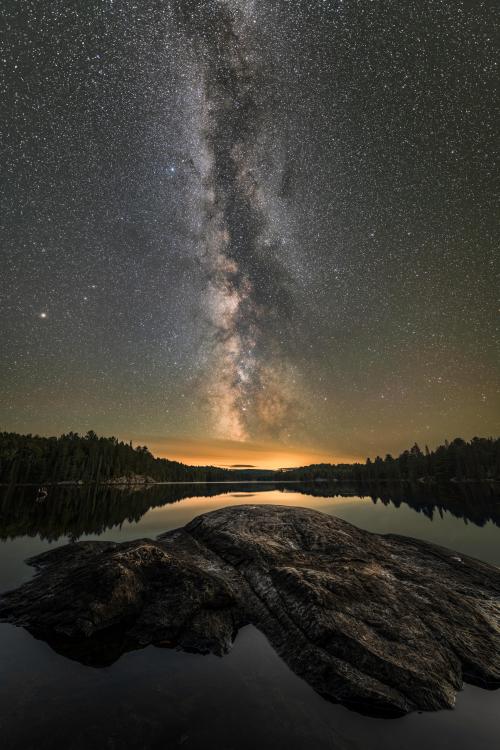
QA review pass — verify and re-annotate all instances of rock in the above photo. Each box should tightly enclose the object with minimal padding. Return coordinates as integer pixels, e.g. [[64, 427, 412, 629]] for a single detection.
[[106, 474, 156, 485], [1, 505, 499, 715]]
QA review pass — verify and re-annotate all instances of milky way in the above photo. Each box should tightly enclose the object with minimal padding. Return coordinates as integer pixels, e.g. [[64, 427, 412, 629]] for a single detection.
[[1, 1, 498, 461], [179, 1, 302, 440]]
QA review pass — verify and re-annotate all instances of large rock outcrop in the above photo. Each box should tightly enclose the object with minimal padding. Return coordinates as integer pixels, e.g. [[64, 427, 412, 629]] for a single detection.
[[1, 505, 499, 715]]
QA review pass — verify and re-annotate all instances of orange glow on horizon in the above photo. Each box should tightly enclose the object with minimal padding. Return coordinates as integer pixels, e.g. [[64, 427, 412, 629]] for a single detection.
[[125, 435, 361, 470]]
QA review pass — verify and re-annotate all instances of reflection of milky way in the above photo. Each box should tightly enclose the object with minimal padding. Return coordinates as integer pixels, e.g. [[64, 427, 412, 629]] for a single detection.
[[183, 1, 298, 440]]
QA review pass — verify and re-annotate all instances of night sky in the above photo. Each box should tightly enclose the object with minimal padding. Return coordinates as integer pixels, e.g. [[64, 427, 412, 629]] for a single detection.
[[1, 1, 498, 467]]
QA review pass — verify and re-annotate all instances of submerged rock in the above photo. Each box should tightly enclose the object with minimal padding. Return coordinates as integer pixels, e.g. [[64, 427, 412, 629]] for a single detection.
[[1, 505, 499, 715]]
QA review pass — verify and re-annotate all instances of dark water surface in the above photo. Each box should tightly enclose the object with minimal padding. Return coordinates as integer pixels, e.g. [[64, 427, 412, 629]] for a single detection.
[[1, 482, 499, 749]]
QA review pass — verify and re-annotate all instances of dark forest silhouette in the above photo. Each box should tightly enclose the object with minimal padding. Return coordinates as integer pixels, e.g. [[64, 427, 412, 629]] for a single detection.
[[0, 431, 499, 486], [0, 431, 243, 484], [279, 438, 500, 484]]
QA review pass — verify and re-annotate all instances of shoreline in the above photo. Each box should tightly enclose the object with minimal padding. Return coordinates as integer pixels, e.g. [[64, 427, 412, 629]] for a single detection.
[[1, 478, 498, 488]]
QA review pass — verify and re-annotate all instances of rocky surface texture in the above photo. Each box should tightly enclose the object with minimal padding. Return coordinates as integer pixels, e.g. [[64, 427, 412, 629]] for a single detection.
[[1, 505, 499, 715]]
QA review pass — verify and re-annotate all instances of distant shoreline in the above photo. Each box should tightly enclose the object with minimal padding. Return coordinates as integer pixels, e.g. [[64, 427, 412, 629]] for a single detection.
[[3, 432, 499, 486], [0, 479, 303, 487], [1, 478, 498, 488]]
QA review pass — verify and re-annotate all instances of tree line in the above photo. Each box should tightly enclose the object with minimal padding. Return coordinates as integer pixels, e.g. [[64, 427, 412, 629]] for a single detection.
[[278, 437, 500, 483], [1, 432, 498, 486], [0, 431, 234, 484]]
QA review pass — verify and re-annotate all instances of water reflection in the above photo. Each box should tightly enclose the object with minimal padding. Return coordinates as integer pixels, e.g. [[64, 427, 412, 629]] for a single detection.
[[3, 621, 499, 750], [0, 481, 499, 542], [1, 482, 500, 749]]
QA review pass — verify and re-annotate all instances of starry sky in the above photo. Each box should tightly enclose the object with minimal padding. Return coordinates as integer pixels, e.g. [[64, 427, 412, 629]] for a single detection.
[[1, 0, 498, 467]]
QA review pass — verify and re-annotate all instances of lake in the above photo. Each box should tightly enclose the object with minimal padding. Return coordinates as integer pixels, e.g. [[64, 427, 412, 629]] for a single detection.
[[1, 482, 499, 749]]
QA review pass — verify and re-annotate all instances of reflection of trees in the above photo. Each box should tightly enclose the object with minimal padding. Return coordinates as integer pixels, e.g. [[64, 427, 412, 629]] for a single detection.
[[285, 481, 500, 528], [0, 483, 280, 541], [368, 481, 500, 528], [1, 481, 499, 542]]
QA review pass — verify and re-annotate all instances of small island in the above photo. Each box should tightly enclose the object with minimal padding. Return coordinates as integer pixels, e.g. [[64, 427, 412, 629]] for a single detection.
[[1, 504, 499, 717]]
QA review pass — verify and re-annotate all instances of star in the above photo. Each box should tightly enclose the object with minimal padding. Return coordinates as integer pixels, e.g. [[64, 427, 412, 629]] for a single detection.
[[0, 0, 496, 459]]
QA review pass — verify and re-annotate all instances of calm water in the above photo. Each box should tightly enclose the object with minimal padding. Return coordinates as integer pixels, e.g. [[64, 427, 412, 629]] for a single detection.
[[1, 482, 499, 749]]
